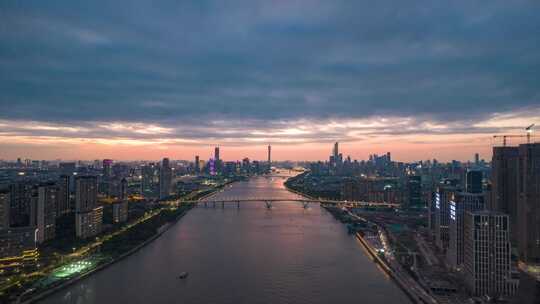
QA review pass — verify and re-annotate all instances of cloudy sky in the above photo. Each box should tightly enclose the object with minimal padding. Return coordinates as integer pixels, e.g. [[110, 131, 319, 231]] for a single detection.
[[1, 1, 539, 161]]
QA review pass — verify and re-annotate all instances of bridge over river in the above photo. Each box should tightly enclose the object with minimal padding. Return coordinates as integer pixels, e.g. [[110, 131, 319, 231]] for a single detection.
[[180, 197, 400, 209]]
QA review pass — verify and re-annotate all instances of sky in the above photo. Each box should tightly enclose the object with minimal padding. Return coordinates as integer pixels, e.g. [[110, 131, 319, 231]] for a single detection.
[[1, 1, 539, 162]]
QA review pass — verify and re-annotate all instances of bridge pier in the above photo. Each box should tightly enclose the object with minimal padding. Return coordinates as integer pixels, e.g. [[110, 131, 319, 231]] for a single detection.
[[213, 202, 216, 208], [237, 201, 240, 208], [302, 202, 309, 209], [222, 201, 224, 208], [204, 202, 207, 208], [265, 201, 272, 209]]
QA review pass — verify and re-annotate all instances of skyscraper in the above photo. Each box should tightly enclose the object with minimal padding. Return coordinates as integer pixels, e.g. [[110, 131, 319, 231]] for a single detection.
[[517, 143, 540, 264], [465, 170, 483, 194], [195, 155, 200, 174], [8, 183, 35, 228], [267, 145, 271, 172], [447, 191, 485, 269], [214, 146, 220, 161], [159, 158, 172, 199], [434, 184, 457, 252], [407, 175, 422, 208], [491, 146, 519, 244], [463, 211, 518, 297], [75, 176, 102, 239], [0, 190, 9, 230], [102, 159, 113, 179], [36, 183, 57, 243], [75, 176, 97, 213], [56, 175, 70, 216]]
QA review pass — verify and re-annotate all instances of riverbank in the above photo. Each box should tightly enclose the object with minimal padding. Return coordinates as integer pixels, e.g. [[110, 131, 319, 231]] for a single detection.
[[21, 205, 193, 304], [19, 180, 242, 303], [354, 231, 424, 304]]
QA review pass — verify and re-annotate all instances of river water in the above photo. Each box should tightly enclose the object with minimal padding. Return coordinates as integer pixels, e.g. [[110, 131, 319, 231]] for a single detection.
[[39, 176, 409, 304]]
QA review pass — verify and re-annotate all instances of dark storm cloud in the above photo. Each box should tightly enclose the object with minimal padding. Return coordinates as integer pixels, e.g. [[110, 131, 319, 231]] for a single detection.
[[1, 0, 539, 133]]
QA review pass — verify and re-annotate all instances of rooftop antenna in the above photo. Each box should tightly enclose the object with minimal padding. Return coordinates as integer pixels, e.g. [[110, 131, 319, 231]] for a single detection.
[[526, 124, 535, 144]]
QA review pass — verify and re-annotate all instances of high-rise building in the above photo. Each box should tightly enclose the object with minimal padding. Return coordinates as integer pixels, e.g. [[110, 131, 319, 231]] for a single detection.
[[102, 159, 113, 179], [36, 183, 57, 243], [474, 153, 480, 166], [76, 206, 103, 239], [0, 190, 9, 230], [58, 162, 76, 175], [141, 163, 158, 197], [194, 155, 200, 174], [75, 176, 97, 213], [463, 211, 519, 297], [267, 145, 271, 172], [214, 147, 220, 161], [75, 176, 102, 239], [8, 183, 35, 228], [434, 185, 457, 252], [517, 143, 540, 264], [159, 158, 172, 199], [491, 146, 520, 244], [465, 170, 483, 194], [407, 175, 422, 208], [447, 191, 485, 269], [56, 175, 70, 216]]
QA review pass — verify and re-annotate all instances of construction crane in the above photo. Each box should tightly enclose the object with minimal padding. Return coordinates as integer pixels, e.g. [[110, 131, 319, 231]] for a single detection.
[[493, 124, 536, 146], [526, 124, 535, 143], [492, 135, 526, 147]]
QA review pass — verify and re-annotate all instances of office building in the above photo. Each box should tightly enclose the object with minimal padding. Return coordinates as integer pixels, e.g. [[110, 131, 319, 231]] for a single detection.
[[465, 170, 483, 194], [0, 190, 9, 230], [194, 155, 200, 174], [36, 184, 57, 243], [267, 145, 271, 172], [103, 159, 113, 179], [407, 175, 422, 208], [56, 175, 70, 215], [159, 158, 172, 199], [434, 184, 457, 252], [447, 192, 485, 269], [517, 143, 540, 264], [8, 183, 35, 228], [463, 211, 518, 297]]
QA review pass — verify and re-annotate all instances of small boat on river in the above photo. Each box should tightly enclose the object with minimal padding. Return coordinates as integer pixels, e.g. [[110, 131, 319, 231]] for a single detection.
[[178, 272, 189, 279]]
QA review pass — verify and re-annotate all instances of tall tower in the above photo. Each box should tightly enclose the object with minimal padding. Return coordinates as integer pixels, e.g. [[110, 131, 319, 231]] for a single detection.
[[194, 155, 200, 174], [214, 146, 220, 161], [333, 142, 339, 159], [159, 158, 172, 199], [267, 145, 271, 172]]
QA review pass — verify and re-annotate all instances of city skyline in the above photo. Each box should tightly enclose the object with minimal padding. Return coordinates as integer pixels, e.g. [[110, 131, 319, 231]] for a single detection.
[[1, 1, 539, 161]]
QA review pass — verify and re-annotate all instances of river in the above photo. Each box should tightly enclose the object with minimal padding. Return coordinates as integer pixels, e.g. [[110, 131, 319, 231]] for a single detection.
[[38, 176, 409, 304]]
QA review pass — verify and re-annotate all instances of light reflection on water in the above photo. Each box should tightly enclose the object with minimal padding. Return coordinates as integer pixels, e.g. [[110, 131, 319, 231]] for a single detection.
[[39, 176, 409, 304]]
